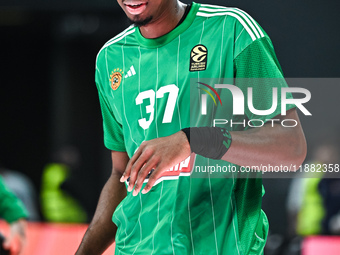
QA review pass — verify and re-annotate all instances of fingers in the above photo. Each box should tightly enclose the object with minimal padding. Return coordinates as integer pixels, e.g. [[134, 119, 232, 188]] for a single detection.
[[132, 159, 156, 196], [127, 153, 153, 192], [121, 142, 157, 194], [141, 165, 165, 194], [120, 134, 187, 196], [121, 146, 163, 196], [120, 145, 144, 183], [132, 163, 165, 196]]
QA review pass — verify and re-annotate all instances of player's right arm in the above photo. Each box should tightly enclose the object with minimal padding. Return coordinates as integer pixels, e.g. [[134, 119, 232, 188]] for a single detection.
[[75, 151, 128, 255]]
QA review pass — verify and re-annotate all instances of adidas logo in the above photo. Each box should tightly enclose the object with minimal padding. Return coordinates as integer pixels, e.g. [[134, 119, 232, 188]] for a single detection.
[[124, 65, 136, 78]]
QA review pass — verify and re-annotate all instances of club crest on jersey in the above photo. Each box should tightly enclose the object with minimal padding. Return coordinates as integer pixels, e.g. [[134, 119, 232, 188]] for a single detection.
[[109, 68, 124, 90], [190, 44, 208, 72]]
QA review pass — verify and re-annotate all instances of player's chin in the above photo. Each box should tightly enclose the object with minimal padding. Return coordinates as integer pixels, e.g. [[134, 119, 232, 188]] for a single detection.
[[128, 16, 153, 27]]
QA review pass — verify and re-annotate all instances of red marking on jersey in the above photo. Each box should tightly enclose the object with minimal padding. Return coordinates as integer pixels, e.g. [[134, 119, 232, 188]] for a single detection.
[[157, 154, 195, 178]]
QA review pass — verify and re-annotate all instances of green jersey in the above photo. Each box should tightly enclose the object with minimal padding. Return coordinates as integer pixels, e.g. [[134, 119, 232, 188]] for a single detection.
[[0, 176, 28, 223], [95, 2, 293, 254]]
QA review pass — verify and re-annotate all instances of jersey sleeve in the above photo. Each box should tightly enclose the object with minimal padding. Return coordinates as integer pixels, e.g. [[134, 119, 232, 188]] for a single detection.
[[234, 35, 295, 122], [95, 67, 126, 152], [0, 176, 28, 223]]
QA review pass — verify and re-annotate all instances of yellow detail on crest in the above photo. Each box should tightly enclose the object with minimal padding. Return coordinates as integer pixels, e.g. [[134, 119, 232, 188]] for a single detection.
[[109, 69, 124, 90]]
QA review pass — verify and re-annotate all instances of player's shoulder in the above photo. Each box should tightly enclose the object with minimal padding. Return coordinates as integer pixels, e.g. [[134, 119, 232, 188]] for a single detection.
[[196, 3, 265, 41], [197, 3, 253, 21], [96, 25, 136, 62]]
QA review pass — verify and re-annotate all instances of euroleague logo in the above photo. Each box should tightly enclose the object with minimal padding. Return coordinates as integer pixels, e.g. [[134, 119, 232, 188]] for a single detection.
[[190, 44, 208, 72]]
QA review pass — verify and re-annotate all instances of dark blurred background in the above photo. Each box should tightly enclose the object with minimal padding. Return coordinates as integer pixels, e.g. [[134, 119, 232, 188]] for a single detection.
[[1, 0, 340, 253]]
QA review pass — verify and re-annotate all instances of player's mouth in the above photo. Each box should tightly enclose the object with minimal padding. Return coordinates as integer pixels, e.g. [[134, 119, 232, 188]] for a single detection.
[[124, 1, 148, 15]]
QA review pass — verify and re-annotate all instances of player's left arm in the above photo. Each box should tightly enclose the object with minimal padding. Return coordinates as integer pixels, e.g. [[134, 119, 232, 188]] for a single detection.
[[221, 107, 306, 167], [121, 107, 306, 195]]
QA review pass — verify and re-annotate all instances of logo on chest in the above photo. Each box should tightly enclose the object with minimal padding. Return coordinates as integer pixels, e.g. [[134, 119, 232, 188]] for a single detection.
[[109, 68, 124, 90], [190, 44, 208, 72]]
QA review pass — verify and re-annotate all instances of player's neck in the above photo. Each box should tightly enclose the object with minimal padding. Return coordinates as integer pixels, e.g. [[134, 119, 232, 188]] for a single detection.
[[139, 2, 186, 39]]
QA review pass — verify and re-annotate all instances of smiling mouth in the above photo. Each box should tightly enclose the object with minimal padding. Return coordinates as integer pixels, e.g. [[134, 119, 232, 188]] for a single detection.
[[124, 1, 148, 15]]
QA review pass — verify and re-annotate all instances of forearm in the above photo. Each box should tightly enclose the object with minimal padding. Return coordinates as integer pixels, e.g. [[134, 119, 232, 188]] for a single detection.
[[76, 173, 126, 255], [223, 122, 306, 168], [184, 109, 307, 170]]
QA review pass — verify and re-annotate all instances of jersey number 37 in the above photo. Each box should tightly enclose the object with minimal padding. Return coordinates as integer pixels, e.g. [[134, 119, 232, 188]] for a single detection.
[[135, 84, 179, 130]]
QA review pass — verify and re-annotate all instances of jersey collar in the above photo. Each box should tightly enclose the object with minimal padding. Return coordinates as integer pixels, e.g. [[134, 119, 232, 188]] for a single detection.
[[135, 2, 199, 48]]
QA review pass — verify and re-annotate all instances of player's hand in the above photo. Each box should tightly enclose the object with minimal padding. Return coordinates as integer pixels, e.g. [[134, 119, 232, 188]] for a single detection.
[[3, 219, 27, 255], [120, 131, 191, 196]]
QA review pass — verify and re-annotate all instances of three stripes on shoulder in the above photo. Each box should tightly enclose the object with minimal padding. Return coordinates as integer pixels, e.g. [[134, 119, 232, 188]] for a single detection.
[[198, 4, 265, 41]]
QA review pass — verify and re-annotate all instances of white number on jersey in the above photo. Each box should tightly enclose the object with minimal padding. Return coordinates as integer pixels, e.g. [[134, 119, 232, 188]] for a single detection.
[[135, 84, 179, 130]]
